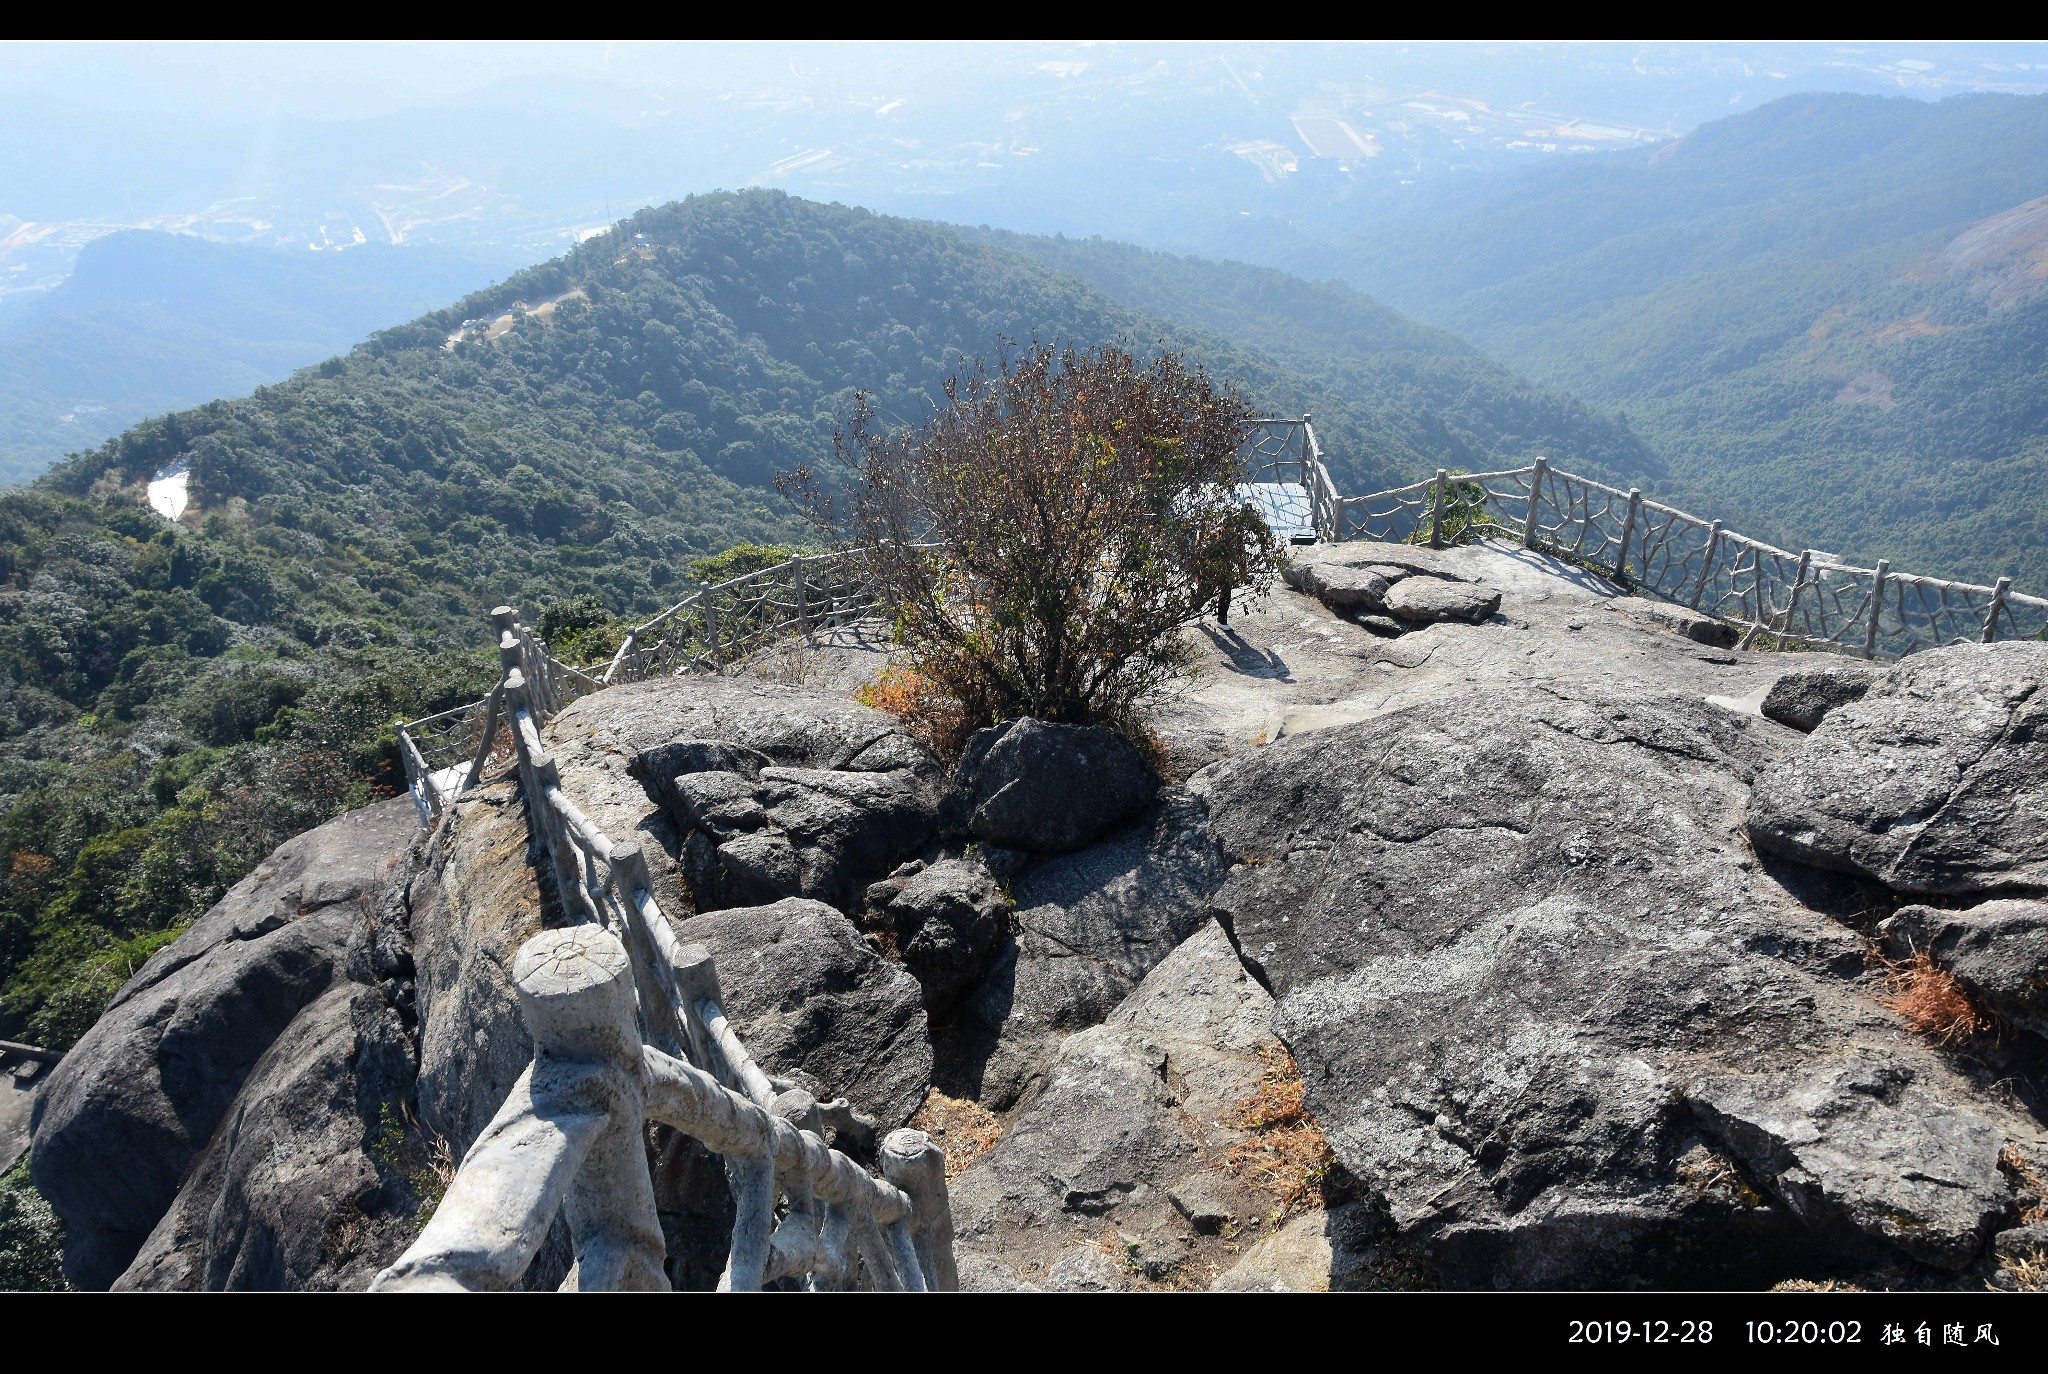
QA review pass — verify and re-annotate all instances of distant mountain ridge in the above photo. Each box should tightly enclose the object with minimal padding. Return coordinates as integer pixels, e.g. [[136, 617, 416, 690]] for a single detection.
[[1273, 91, 2048, 587]]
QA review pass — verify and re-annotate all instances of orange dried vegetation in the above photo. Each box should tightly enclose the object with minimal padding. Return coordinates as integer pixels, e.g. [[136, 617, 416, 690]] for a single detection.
[[853, 666, 972, 760], [907, 1091, 1004, 1179], [1881, 952, 1994, 1044], [1223, 1045, 1335, 1216]]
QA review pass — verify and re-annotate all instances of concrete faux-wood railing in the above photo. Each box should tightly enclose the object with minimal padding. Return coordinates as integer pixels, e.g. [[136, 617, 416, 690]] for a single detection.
[[379, 610, 955, 1293], [1241, 417, 2048, 658]]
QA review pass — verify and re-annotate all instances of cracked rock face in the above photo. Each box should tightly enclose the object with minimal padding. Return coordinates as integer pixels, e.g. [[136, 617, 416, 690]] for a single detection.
[[949, 922, 1279, 1291], [1746, 642, 2048, 897], [942, 790, 1223, 1109], [1197, 679, 2032, 1286]]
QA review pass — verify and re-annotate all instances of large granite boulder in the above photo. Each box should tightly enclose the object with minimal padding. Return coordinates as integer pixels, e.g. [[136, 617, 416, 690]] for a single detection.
[[1197, 679, 2032, 1287], [1383, 578, 1502, 625], [1746, 642, 2048, 897], [942, 790, 1223, 1109], [1882, 899, 2048, 1039], [30, 797, 419, 1289], [1283, 546, 1500, 626], [684, 897, 932, 1129], [950, 718, 1159, 854]]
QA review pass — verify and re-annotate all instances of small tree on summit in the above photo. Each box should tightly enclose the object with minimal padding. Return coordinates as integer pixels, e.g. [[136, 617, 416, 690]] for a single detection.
[[780, 341, 1279, 735]]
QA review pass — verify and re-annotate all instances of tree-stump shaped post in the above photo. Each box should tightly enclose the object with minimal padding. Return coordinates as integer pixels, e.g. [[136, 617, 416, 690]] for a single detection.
[[881, 1127, 958, 1291], [512, 928, 669, 1290]]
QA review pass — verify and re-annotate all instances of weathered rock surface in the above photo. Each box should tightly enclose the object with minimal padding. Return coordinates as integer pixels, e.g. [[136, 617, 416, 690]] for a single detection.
[[1383, 577, 1502, 624], [1207, 1203, 1384, 1292], [1760, 662, 1879, 732], [1282, 545, 1500, 626], [1197, 660, 2036, 1286], [684, 898, 931, 1129], [1746, 642, 2048, 897], [949, 922, 1282, 1289], [950, 718, 1159, 854], [943, 790, 1223, 1108], [1685, 1061, 2011, 1268], [1609, 595, 1741, 649], [1883, 899, 2048, 1038], [406, 782, 547, 1159], [112, 982, 422, 1291], [31, 797, 419, 1289], [612, 684, 946, 913], [876, 857, 1010, 1013]]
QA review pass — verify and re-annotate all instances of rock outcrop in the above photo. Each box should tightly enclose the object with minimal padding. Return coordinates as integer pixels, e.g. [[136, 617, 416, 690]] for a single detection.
[[943, 790, 1223, 1109], [1191, 589, 2044, 1288], [1759, 662, 1879, 732], [31, 797, 421, 1289], [1746, 642, 2047, 897], [27, 539, 2048, 1294], [1282, 544, 1502, 626], [949, 921, 1284, 1291]]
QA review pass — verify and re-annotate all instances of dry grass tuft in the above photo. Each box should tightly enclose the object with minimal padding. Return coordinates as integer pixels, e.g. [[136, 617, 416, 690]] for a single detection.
[[1223, 1045, 1336, 1217], [908, 1091, 1004, 1179], [2000, 1144, 2048, 1225], [854, 666, 973, 761], [2007, 1248, 2048, 1293], [1770, 1278, 1866, 1292], [1881, 952, 1994, 1045]]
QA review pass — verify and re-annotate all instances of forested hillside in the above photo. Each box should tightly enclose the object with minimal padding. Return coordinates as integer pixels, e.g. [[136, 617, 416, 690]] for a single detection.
[[0, 232, 504, 484], [1294, 91, 2048, 585], [975, 228, 1658, 485], [0, 189, 1644, 1048]]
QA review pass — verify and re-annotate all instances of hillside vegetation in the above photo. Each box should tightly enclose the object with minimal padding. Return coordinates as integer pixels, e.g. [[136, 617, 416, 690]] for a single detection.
[[1302, 91, 2048, 585], [0, 189, 1644, 1047]]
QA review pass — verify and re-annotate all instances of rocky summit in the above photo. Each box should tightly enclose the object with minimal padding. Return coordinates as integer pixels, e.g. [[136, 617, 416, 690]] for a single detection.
[[27, 539, 2048, 1290]]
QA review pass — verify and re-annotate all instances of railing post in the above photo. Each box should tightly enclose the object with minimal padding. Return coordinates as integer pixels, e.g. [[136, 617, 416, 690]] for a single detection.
[[455, 683, 505, 794], [373, 926, 671, 1291], [700, 582, 720, 672], [1983, 576, 2011, 643], [792, 557, 810, 633], [1782, 549, 1813, 641], [1428, 468, 1449, 549], [670, 942, 725, 1079], [607, 843, 684, 1058], [512, 928, 669, 1291], [1522, 457, 1546, 549], [881, 1128, 957, 1291], [1614, 488, 1642, 584], [1863, 558, 1891, 660], [1689, 520, 1723, 609], [1299, 413, 1313, 486]]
